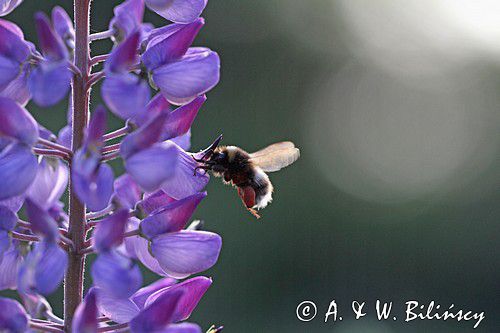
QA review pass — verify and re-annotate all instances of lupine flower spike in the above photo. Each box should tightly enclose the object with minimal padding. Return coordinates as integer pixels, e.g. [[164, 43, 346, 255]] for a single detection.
[[0, 0, 224, 331]]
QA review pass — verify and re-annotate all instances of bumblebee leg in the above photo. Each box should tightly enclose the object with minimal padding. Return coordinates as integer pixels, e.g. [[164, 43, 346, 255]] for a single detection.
[[237, 186, 256, 208], [248, 208, 261, 219]]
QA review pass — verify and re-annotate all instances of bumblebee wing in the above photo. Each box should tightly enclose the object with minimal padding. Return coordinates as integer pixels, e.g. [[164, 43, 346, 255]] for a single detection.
[[249, 142, 300, 172]]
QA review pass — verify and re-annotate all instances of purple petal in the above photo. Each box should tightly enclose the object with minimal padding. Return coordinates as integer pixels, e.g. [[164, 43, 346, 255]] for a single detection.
[[141, 192, 206, 239], [93, 209, 129, 252], [125, 141, 178, 192], [133, 93, 170, 127], [27, 157, 68, 209], [123, 217, 141, 260], [131, 277, 176, 309], [85, 105, 107, 150], [125, 231, 168, 276], [72, 149, 99, 181], [144, 276, 211, 322], [37, 124, 56, 141], [57, 124, 72, 149], [129, 289, 182, 332], [142, 19, 204, 70], [163, 323, 202, 333], [110, 0, 145, 41], [102, 73, 150, 120], [153, 48, 220, 105], [151, 230, 222, 279], [145, 0, 207, 24], [170, 129, 191, 150], [0, 297, 28, 332], [106, 30, 141, 73], [120, 111, 169, 159], [0, 19, 23, 38], [96, 289, 140, 324], [18, 241, 68, 295], [137, 190, 176, 215], [0, 1, 23, 16], [0, 195, 24, 212], [0, 54, 21, 91], [51, 6, 74, 49], [0, 63, 31, 106], [0, 97, 38, 145], [73, 163, 114, 212], [113, 174, 142, 210], [72, 288, 98, 333], [34, 12, 68, 61], [0, 230, 9, 256], [0, 143, 37, 201], [0, 242, 22, 290], [0, 21, 30, 64], [91, 250, 142, 299], [29, 61, 72, 107], [25, 198, 59, 241], [160, 143, 209, 199], [0, 205, 16, 231], [161, 95, 205, 141], [34, 243, 67, 295]]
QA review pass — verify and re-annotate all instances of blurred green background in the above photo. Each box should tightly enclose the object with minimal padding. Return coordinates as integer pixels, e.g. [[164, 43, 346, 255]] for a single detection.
[[3, 0, 500, 332]]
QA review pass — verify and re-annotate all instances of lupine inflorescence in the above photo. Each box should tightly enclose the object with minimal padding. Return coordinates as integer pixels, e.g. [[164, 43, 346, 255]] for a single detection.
[[0, 0, 223, 332]]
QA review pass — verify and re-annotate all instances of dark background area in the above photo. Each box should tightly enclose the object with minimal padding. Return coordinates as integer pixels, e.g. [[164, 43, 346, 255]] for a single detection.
[[3, 1, 499, 332]]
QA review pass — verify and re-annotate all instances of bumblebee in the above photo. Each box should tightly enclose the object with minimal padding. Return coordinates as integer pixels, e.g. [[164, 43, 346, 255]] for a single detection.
[[194, 136, 300, 218]]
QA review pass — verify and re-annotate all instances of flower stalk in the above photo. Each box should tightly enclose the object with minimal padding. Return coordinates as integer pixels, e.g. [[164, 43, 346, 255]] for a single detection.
[[64, 0, 91, 329]]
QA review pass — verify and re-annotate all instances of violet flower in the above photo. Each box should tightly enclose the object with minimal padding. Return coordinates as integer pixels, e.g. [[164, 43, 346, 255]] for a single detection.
[[145, 0, 208, 24], [110, 0, 147, 42], [27, 157, 68, 209], [0, 205, 17, 255], [72, 288, 98, 333], [102, 31, 150, 120], [125, 191, 222, 279], [0, 297, 28, 332], [52, 6, 75, 50], [97, 276, 210, 332], [0, 241, 23, 290], [0, 97, 39, 200], [142, 18, 220, 105], [0, 20, 30, 93], [17, 199, 68, 295], [29, 12, 73, 107], [91, 209, 142, 299], [72, 106, 114, 211]]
